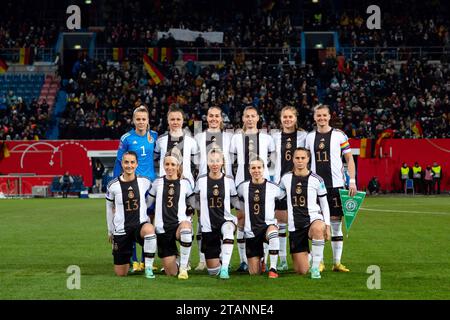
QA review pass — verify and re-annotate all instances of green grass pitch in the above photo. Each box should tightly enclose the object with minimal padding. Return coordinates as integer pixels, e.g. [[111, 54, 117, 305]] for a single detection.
[[0, 196, 449, 300]]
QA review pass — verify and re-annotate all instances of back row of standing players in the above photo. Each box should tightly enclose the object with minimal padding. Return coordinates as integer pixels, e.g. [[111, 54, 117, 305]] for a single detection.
[[107, 103, 357, 279]]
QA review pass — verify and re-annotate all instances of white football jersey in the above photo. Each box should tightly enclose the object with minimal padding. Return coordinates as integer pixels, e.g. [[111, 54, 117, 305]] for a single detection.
[[154, 133, 199, 188], [237, 180, 285, 238], [279, 172, 329, 232], [105, 176, 151, 236], [194, 174, 239, 232], [271, 130, 307, 184], [230, 131, 275, 186], [148, 177, 193, 234], [194, 130, 233, 176], [305, 128, 351, 188]]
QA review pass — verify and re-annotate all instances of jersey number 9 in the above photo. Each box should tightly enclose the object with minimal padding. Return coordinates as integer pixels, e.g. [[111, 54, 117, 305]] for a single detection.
[[292, 195, 306, 207]]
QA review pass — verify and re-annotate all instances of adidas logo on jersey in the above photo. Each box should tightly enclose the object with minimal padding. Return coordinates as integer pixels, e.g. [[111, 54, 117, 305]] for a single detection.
[[132, 140, 138, 144], [128, 186, 133, 190]]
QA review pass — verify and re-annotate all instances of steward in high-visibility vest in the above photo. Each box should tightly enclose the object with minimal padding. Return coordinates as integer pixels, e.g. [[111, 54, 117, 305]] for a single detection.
[[412, 164, 422, 178], [400, 166, 410, 180], [431, 162, 442, 194], [412, 162, 422, 193], [400, 163, 410, 192]]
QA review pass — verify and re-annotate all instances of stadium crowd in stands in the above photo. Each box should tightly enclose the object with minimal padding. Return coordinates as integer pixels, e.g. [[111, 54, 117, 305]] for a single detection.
[[0, 0, 449, 141], [0, 94, 50, 140], [56, 52, 449, 140]]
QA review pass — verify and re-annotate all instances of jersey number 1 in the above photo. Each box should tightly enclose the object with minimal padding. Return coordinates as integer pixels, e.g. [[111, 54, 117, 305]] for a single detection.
[[316, 151, 329, 162]]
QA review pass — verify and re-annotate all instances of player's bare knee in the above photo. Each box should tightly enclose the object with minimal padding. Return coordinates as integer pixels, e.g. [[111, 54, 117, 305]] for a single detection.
[[310, 224, 325, 239], [294, 265, 308, 275], [267, 224, 278, 233], [115, 269, 128, 277], [249, 269, 260, 275], [275, 210, 288, 224], [179, 221, 192, 230], [140, 223, 155, 237], [166, 269, 178, 276]]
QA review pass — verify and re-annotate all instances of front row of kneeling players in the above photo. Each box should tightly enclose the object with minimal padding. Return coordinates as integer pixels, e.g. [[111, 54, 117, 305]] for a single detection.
[[106, 146, 331, 280]]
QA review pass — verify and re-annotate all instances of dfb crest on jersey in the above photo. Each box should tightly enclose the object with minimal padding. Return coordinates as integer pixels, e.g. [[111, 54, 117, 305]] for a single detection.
[[286, 137, 292, 149], [319, 142, 325, 150], [168, 184, 175, 196], [210, 136, 220, 150], [147, 132, 154, 143], [128, 186, 135, 199], [248, 139, 255, 151], [213, 185, 220, 196], [254, 189, 260, 202], [296, 183, 302, 194]]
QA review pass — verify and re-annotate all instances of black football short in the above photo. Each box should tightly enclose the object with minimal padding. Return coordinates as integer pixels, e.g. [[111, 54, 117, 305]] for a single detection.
[[156, 225, 179, 258], [289, 226, 310, 254], [201, 230, 222, 260], [245, 226, 269, 259], [275, 198, 288, 210], [112, 223, 145, 265], [327, 187, 344, 217]]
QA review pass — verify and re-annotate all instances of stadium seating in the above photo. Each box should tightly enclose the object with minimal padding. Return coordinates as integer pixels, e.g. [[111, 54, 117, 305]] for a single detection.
[[0, 73, 45, 105], [49, 176, 87, 196]]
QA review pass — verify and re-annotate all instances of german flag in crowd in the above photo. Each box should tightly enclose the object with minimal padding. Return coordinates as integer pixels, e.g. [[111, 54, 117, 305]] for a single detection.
[[411, 120, 423, 138], [0, 141, 11, 161], [374, 129, 394, 158], [0, 57, 8, 74], [147, 47, 173, 63], [359, 138, 371, 158], [112, 48, 124, 61], [143, 54, 164, 85], [19, 48, 32, 65]]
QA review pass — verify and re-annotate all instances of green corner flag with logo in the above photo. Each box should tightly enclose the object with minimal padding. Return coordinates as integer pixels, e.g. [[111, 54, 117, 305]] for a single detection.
[[338, 189, 366, 236]]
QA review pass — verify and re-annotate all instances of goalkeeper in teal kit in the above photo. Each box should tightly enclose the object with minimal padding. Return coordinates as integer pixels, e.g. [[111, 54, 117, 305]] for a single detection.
[[113, 106, 158, 272]]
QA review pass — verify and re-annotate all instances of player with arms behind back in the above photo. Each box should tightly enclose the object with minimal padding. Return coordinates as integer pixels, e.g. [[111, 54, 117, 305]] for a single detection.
[[193, 106, 234, 271], [271, 106, 307, 271], [230, 106, 275, 272], [305, 104, 357, 272]]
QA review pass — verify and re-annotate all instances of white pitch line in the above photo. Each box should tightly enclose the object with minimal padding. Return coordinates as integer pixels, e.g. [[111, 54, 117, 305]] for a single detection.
[[360, 207, 450, 215]]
